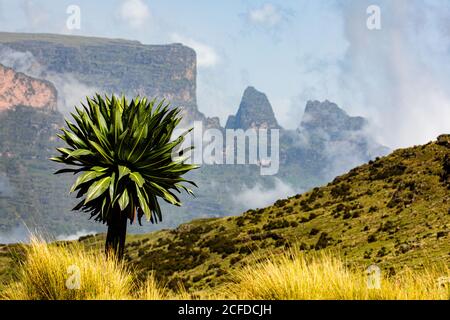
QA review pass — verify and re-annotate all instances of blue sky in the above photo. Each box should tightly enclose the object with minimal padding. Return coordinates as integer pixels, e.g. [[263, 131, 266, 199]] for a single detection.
[[0, 0, 450, 148]]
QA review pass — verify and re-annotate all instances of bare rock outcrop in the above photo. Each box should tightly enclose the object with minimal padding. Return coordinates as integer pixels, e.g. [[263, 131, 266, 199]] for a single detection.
[[0, 64, 57, 112]]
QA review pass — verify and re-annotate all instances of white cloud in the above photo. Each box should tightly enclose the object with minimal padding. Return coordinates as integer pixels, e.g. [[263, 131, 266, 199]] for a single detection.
[[46, 73, 100, 116], [338, 0, 450, 148], [248, 3, 283, 27], [21, 0, 49, 29], [0, 45, 41, 74], [170, 33, 219, 68], [0, 225, 30, 244], [232, 178, 296, 209], [119, 0, 150, 29], [0, 1, 4, 20], [0, 45, 99, 116], [271, 97, 295, 129], [56, 230, 97, 241]]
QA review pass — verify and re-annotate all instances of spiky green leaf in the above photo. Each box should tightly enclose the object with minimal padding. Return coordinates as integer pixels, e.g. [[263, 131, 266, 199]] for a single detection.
[[84, 176, 111, 204], [118, 189, 130, 211], [129, 172, 145, 188], [51, 94, 198, 224], [70, 170, 106, 193]]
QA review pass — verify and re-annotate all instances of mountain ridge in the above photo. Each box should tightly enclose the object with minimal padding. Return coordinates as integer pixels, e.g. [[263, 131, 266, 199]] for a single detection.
[[226, 86, 281, 130], [1, 135, 446, 291], [300, 100, 367, 135], [0, 32, 388, 238], [0, 32, 206, 125], [107, 134, 449, 290]]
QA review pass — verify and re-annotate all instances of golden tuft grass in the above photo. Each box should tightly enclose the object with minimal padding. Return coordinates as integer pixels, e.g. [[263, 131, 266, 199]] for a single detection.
[[1, 236, 134, 300], [1, 238, 448, 300], [222, 249, 450, 300]]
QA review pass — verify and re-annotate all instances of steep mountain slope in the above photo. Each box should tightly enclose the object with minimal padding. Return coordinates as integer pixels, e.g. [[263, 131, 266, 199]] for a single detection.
[[1, 136, 448, 291], [0, 65, 84, 236], [0, 32, 220, 236], [225, 86, 281, 130], [0, 32, 208, 125], [300, 100, 366, 135], [280, 100, 389, 182], [297, 100, 388, 159], [0, 64, 56, 112], [77, 135, 448, 291], [0, 33, 387, 238], [0, 105, 86, 236]]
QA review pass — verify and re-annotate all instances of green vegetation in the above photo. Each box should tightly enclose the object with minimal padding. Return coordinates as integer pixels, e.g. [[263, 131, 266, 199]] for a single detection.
[[109, 134, 448, 290], [0, 135, 449, 297], [1, 239, 448, 300], [1, 237, 133, 300], [50, 95, 198, 258], [0, 106, 83, 235], [226, 249, 449, 300], [0, 32, 199, 117], [0, 106, 324, 237]]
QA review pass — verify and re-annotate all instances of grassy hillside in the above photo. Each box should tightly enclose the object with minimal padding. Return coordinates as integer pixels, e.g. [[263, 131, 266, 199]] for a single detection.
[[2, 239, 448, 300], [1, 135, 449, 292]]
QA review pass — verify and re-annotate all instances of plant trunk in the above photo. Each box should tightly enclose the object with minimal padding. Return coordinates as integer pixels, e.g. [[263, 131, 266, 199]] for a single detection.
[[105, 206, 128, 260]]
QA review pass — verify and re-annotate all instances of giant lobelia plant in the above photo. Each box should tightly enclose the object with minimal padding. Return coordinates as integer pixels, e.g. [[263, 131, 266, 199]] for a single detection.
[[51, 94, 198, 259]]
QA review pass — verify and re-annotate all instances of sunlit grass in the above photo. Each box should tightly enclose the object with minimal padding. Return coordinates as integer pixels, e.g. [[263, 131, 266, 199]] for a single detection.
[[222, 249, 450, 300], [1, 236, 134, 300], [1, 238, 448, 300]]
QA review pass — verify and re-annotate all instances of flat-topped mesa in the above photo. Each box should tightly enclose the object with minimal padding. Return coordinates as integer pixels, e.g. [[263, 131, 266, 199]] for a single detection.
[[0, 32, 203, 123], [299, 100, 367, 137], [0, 64, 57, 112], [226, 86, 281, 130]]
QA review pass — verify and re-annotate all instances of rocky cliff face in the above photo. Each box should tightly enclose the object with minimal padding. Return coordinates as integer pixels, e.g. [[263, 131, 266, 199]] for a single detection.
[[0, 33, 392, 237], [226, 86, 281, 130], [285, 100, 390, 180], [0, 32, 204, 124], [0, 64, 57, 112], [0, 105, 79, 235], [299, 100, 367, 139], [0, 33, 223, 236], [297, 100, 389, 155], [0, 60, 78, 235]]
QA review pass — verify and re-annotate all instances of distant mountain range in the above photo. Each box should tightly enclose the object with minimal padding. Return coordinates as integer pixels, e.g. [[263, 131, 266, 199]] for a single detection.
[[0, 32, 389, 238]]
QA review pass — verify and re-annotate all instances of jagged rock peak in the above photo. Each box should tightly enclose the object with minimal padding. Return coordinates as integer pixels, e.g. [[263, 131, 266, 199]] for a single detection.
[[300, 100, 367, 134], [225, 86, 281, 130]]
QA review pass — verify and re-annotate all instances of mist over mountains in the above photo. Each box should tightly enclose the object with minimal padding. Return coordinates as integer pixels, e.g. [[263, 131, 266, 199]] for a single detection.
[[0, 32, 389, 240]]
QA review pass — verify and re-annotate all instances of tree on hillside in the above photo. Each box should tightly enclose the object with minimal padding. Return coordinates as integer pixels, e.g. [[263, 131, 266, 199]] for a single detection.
[[51, 94, 198, 259]]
